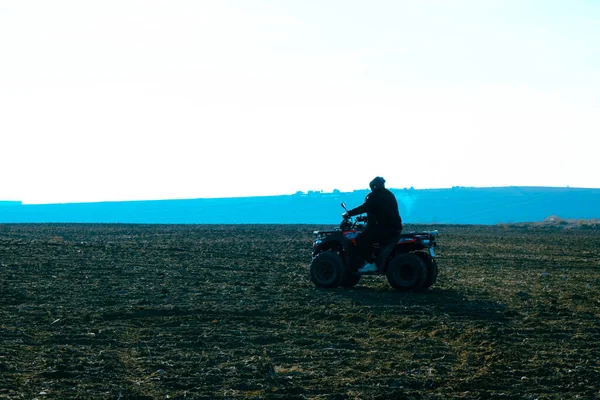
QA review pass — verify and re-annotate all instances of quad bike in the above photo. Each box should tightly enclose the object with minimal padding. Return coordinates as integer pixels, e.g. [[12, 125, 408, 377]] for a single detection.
[[309, 203, 439, 291]]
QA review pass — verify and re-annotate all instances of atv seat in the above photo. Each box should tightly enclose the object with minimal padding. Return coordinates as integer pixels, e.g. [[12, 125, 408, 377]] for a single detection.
[[371, 234, 402, 248]]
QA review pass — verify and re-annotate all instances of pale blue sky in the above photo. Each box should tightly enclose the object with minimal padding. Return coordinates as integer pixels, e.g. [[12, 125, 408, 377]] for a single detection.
[[1, 1, 598, 204]]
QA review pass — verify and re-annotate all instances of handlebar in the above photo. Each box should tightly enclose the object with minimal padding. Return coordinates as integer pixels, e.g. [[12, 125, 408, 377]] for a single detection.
[[340, 214, 367, 230], [343, 213, 366, 221], [341, 203, 366, 228]]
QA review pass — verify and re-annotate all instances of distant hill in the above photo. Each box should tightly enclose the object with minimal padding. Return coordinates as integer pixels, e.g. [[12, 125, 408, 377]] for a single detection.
[[1, 187, 599, 224]]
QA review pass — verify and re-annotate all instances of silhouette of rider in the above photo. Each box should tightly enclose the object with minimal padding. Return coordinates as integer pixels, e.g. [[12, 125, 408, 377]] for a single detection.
[[343, 177, 403, 272]]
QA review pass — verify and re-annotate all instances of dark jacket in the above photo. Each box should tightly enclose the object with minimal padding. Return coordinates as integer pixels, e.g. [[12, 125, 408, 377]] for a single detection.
[[347, 188, 402, 233]]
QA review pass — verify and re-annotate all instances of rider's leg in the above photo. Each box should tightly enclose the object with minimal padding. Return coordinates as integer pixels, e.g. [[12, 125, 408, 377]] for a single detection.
[[356, 228, 374, 261], [356, 228, 377, 272]]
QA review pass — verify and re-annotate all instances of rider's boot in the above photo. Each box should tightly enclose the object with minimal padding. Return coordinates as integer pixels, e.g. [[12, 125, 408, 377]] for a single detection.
[[357, 261, 377, 273]]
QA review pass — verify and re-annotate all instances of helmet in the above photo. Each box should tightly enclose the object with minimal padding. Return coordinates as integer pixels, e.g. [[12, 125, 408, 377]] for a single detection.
[[369, 176, 386, 191]]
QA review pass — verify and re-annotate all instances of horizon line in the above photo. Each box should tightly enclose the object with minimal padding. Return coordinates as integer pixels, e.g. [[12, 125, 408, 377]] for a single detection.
[[4, 184, 598, 206]]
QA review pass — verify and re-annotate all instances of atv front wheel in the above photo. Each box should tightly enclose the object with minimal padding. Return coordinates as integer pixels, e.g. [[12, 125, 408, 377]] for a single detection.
[[386, 253, 427, 291], [309, 251, 345, 288]]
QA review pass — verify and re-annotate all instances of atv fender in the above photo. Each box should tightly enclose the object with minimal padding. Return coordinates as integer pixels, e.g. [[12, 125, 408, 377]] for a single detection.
[[313, 233, 352, 266], [376, 233, 415, 272], [375, 242, 397, 272], [314, 234, 343, 253]]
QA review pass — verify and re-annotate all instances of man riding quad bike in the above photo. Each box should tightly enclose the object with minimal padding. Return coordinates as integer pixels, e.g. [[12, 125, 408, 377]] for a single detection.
[[309, 177, 439, 290], [342, 176, 403, 273]]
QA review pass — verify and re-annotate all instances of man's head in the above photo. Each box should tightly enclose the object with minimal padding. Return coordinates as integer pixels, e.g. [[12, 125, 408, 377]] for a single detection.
[[369, 176, 386, 191]]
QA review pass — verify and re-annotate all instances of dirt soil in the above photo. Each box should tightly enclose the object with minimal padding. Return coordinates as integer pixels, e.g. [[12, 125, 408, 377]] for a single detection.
[[0, 224, 598, 399]]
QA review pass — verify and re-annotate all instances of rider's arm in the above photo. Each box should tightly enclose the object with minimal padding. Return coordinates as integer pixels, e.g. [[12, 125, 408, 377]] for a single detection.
[[347, 194, 372, 216]]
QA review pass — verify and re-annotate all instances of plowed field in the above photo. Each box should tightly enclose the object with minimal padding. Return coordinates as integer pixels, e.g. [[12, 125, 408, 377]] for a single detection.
[[1, 224, 598, 399]]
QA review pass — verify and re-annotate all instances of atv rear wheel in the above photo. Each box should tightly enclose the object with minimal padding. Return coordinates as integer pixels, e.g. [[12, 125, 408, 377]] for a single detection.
[[415, 252, 438, 290], [309, 251, 345, 288], [386, 253, 427, 291]]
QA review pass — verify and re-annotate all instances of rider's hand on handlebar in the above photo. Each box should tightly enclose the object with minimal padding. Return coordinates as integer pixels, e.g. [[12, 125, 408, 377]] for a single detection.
[[342, 212, 349, 219]]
